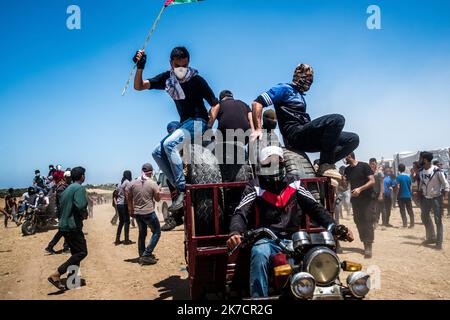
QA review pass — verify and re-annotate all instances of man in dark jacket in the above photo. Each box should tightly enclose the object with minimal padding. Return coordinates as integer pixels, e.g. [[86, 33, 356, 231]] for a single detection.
[[227, 146, 353, 297], [45, 171, 72, 254], [48, 167, 88, 291]]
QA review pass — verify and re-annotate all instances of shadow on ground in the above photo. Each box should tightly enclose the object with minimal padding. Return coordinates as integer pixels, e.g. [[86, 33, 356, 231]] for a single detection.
[[154, 275, 189, 300], [342, 247, 365, 255]]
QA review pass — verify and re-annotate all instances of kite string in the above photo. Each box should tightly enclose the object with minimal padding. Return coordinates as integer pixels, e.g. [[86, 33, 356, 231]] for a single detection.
[[122, 4, 168, 96]]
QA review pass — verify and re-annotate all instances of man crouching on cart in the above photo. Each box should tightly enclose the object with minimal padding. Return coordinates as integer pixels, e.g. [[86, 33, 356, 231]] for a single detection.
[[226, 146, 354, 298]]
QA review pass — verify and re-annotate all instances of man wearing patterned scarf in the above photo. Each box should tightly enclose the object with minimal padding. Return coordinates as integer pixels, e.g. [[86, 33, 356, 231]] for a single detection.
[[251, 63, 360, 182], [133, 47, 220, 213]]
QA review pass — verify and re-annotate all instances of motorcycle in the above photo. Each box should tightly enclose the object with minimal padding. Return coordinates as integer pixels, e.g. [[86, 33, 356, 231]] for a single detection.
[[229, 227, 371, 300], [21, 202, 57, 236]]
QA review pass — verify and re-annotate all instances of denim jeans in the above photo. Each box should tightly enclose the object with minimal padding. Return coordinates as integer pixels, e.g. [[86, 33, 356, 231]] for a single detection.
[[135, 212, 161, 257], [152, 118, 206, 192], [383, 195, 392, 225], [398, 198, 415, 227], [421, 197, 443, 245], [250, 238, 291, 298]]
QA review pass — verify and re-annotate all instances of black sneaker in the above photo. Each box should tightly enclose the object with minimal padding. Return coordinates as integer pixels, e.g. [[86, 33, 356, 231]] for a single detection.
[[114, 240, 122, 246], [422, 239, 437, 245], [161, 219, 177, 232], [168, 192, 185, 212], [139, 256, 157, 265], [123, 240, 135, 245], [436, 243, 443, 250], [45, 247, 57, 255]]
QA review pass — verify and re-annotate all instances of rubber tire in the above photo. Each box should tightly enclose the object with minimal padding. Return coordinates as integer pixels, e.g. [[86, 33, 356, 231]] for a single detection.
[[21, 220, 36, 236], [186, 144, 223, 236], [283, 148, 321, 201]]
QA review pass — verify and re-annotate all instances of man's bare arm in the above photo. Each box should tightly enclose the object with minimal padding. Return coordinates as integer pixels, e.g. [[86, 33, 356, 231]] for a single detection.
[[252, 101, 263, 131], [153, 188, 161, 202], [207, 104, 220, 129], [126, 191, 134, 215], [247, 112, 255, 131], [134, 69, 151, 91], [360, 175, 375, 192]]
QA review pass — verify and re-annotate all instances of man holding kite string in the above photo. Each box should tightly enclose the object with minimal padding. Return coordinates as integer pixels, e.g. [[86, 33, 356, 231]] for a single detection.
[[133, 46, 220, 212]]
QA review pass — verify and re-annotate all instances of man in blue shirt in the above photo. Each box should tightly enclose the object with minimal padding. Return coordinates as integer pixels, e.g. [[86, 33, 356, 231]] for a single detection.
[[251, 64, 359, 180], [383, 167, 397, 227], [396, 163, 415, 228]]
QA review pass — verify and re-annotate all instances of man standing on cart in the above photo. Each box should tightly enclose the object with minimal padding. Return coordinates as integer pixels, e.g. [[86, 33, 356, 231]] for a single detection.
[[133, 47, 220, 213]]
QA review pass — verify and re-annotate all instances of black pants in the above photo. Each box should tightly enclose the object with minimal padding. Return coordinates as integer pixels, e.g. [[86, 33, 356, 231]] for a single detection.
[[48, 230, 69, 250], [286, 114, 359, 164], [58, 230, 88, 275], [373, 197, 385, 224], [351, 198, 375, 244], [398, 198, 415, 227], [116, 204, 130, 242], [383, 196, 392, 225]]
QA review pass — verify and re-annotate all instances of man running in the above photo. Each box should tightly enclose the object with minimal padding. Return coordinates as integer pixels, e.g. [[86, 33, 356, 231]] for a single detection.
[[48, 167, 89, 291]]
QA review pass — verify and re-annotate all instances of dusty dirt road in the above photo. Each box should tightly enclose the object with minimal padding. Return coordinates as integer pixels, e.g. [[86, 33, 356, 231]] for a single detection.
[[1, 202, 449, 300]]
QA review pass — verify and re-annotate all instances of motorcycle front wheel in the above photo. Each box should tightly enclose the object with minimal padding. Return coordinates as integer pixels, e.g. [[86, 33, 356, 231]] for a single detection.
[[21, 220, 37, 236]]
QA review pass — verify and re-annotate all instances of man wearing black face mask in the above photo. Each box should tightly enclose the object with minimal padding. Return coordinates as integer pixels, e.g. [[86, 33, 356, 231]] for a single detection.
[[227, 146, 354, 298], [251, 64, 359, 181]]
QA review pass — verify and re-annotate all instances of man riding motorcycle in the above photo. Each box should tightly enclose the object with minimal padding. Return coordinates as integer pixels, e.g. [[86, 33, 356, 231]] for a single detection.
[[227, 146, 354, 298]]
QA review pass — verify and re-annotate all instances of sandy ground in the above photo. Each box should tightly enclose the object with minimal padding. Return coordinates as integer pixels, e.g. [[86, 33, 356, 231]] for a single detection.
[[0, 202, 449, 300]]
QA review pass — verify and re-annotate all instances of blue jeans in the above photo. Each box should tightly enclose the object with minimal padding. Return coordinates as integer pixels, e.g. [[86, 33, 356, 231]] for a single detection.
[[421, 197, 443, 245], [250, 238, 290, 297], [152, 118, 206, 192], [135, 212, 161, 257]]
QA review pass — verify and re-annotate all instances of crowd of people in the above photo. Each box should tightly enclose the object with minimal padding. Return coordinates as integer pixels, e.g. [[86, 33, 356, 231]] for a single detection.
[[334, 153, 449, 258], [2, 45, 448, 296]]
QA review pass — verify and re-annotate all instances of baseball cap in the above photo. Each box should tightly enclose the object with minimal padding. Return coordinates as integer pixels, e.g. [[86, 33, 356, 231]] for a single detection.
[[142, 163, 154, 172], [259, 146, 284, 165]]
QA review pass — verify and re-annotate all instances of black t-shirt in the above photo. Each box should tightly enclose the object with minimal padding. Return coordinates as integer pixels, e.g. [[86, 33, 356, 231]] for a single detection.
[[217, 99, 251, 135], [344, 162, 374, 202], [148, 72, 219, 123]]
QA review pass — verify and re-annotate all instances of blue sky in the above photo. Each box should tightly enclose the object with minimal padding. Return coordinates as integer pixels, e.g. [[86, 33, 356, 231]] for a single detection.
[[1, 0, 449, 187]]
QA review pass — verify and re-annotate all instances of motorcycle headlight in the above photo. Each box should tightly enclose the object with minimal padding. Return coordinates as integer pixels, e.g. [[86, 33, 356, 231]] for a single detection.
[[304, 247, 340, 286], [346, 272, 370, 298], [290, 272, 316, 299]]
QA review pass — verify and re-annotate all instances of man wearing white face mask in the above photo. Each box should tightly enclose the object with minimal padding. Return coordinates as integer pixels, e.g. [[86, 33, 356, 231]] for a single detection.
[[133, 47, 220, 212]]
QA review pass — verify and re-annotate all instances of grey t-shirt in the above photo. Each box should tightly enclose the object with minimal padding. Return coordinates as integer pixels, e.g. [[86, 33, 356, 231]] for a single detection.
[[117, 179, 131, 205], [128, 178, 159, 215], [373, 171, 384, 195]]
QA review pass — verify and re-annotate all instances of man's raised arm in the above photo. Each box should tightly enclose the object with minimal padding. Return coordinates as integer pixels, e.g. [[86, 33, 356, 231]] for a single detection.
[[133, 50, 151, 91]]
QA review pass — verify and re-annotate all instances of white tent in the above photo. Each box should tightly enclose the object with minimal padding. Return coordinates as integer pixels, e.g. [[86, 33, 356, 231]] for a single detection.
[[393, 148, 450, 174]]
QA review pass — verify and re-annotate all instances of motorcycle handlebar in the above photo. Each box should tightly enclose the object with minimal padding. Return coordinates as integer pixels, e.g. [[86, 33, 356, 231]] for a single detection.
[[228, 228, 294, 256]]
